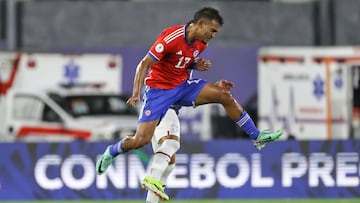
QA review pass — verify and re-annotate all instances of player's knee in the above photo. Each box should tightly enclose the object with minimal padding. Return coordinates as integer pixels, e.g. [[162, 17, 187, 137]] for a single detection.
[[219, 90, 237, 105], [166, 139, 180, 152], [221, 89, 232, 99], [158, 139, 180, 157]]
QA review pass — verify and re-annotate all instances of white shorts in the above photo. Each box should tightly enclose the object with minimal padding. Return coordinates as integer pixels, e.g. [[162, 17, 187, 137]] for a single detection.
[[151, 108, 180, 152]]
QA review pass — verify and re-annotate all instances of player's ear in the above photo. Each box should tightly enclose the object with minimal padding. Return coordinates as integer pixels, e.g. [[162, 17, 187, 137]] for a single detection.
[[197, 18, 205, 28], [199, 18, 212, 28]]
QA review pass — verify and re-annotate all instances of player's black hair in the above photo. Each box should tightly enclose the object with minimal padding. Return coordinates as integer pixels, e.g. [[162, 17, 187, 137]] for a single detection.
[[193, 7, 223, 26]]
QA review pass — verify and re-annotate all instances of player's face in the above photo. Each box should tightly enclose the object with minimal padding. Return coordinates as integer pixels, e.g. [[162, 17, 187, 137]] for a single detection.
[[198, 19, 221, 43]]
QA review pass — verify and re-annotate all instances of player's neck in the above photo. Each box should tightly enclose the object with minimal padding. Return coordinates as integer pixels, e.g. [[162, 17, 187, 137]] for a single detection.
[[186, 23, 196, 43]]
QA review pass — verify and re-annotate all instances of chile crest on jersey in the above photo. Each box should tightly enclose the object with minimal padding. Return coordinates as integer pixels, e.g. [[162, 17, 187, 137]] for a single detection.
[[146, 24, 207, 89]]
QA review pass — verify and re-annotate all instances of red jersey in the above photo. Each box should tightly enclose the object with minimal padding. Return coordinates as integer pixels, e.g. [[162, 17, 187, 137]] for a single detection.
[[146, 24, 207, 89]]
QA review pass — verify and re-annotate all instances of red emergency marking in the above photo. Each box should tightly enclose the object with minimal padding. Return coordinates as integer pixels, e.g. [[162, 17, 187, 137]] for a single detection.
[[299, 107, 324, 113], [313, 57, 360, 63], [108, 59, 117, 68], [260, 56, 304, 63], [17, 126, 91, 140], [0, 54, 21, 95], [27, 59, 36, 68]]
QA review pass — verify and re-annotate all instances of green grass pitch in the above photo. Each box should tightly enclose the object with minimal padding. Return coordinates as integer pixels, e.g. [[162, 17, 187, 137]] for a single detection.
[[1, 199, 358, 203]]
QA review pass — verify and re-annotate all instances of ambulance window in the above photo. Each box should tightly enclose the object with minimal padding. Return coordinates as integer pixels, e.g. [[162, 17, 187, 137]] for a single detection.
[[13, 95, 43, 121], [109, 97, 129, 113], [70, 99, 89, 115], [91, 98, 106, 113], [60, 95, 138, 117], [42, 105, 61, 122]]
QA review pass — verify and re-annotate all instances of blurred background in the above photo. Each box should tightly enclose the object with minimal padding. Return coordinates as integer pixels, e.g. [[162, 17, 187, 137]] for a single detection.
[[0, 0, 359, 201]]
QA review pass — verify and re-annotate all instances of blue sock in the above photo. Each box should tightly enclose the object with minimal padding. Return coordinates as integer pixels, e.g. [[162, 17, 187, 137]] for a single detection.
[[109, 140, 124, 157], [236, 111, 260, 140]]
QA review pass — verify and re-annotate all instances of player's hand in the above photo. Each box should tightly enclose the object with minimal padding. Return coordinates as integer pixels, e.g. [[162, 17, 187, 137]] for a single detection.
[[196, 58, 211, 71], [126, 95, 140, 106], [215, 79, 234, 91]]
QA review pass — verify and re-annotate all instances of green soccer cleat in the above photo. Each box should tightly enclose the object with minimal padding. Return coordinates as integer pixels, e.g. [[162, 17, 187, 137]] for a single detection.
[[141, 176, 169, 201], [96, 145, 114, 175], [254, 130, 283, 150]]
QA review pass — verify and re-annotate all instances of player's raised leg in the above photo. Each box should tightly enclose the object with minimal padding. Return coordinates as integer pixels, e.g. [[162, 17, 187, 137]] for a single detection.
[[194, 82, 282, 149]]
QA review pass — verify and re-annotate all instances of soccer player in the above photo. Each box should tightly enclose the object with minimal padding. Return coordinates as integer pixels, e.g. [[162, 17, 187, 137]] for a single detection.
[[144, 79, 235, 202], [96, 6, 282, 199]]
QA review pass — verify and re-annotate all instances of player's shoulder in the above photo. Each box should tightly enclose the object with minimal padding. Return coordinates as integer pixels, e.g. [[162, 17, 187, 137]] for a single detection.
[[159, 24, 185, 44], [161, 24, 184, 35]]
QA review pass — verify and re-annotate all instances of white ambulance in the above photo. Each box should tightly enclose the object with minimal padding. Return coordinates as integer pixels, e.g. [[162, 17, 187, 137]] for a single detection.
[[258, 46, 360, 140], [0, 52, 138, 142]]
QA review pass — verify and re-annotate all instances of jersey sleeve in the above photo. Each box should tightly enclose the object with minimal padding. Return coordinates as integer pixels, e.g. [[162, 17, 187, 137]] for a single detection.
[[148, 31, 169, 62]]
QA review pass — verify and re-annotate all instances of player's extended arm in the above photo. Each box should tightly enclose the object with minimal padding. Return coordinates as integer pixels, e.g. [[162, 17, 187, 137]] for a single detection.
[[127, 55, 156, 106]]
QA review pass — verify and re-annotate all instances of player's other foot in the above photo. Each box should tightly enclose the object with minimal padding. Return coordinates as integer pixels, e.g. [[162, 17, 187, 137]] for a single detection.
[[95, 145, 114, 175], [141, 176, 169, 201], [254, 130, 283, 150]]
